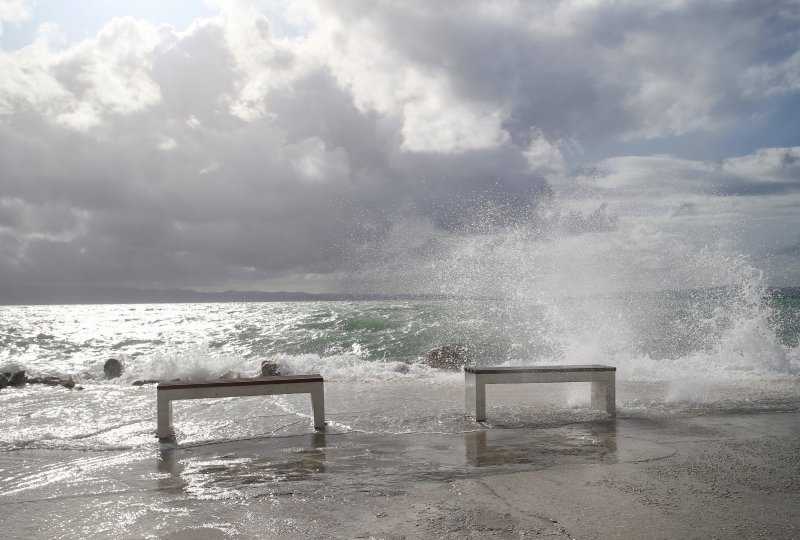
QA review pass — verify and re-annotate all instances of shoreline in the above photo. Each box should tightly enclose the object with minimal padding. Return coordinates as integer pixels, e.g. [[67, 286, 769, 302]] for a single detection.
[[2, 409, 798, 538]]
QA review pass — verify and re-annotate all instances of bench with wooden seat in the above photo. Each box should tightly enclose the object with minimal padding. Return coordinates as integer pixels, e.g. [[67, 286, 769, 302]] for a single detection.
[[465, 365, 616, 421], [156, 375, 325, 439]]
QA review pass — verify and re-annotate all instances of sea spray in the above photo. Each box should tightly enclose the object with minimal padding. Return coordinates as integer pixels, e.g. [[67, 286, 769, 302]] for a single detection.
[[345, 193, 798, 384]]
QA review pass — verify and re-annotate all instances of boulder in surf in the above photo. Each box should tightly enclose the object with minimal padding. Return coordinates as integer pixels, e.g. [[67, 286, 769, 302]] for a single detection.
[[261, 361, 280, 376], [9, 370, 27, 387], [424, 344, 472, 370], [103, 358, 124, 379]]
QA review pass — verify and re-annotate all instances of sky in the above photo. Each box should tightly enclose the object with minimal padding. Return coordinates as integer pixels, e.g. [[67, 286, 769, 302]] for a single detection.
[[0, 0, 799, 301]]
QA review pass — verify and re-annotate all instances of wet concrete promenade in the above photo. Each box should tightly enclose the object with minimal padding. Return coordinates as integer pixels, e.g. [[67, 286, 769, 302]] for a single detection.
[[3, 410, 799, 539]]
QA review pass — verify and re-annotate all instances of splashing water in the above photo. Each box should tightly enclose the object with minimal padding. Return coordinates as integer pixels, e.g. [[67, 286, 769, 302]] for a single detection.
[[349, 195, 798, 382]]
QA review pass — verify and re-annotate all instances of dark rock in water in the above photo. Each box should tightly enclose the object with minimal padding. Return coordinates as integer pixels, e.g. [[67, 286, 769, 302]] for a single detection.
[[261, 361, 280, 376], [132, 379, 160, 386], [25, 375, 77, 389], [0, 373, 7, 389], [9, 370, 27, 387], [424, 344, 472, 371], [220, 370, 240, 379], [103, 358, 124, 379], [29, 376, 61, 386]]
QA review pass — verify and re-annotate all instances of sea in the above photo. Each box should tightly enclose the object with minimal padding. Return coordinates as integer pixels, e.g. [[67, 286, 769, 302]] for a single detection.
[[1, 287, 799, 451], [1, 285, 799, 536]]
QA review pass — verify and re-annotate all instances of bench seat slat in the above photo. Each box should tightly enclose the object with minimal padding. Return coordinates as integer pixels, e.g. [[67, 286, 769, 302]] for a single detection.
[[465, 365, 615, 374], [157, 374, 323, 391]]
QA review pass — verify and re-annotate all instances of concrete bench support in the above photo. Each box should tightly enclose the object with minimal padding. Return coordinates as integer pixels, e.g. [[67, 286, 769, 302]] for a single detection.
[[156, 375, 325, 439], [465, 365, 615, 421]]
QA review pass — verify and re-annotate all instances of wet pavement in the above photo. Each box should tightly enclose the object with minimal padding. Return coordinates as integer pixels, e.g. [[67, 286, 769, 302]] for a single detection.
[[2, 410, 799, 538]]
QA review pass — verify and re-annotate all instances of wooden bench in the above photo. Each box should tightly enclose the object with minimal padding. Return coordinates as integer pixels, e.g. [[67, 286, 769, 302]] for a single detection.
[[465, 365, 615, 421], [156, 375, 325, 439]]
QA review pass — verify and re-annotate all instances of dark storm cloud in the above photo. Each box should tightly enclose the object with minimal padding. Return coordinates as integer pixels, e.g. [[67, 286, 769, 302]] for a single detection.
[[315, 0, 800, 149], [0, 0, 799, 297]]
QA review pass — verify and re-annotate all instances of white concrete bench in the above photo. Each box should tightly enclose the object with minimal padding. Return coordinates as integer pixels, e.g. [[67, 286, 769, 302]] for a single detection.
[[465, 365, 616, 421], [156, 375, 325, 439]]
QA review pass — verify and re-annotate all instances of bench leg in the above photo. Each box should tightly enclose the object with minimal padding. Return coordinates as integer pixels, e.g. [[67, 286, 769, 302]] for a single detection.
[[310, 384, 325, 430], [591, 377, 616, 416], [157, 394, 173, 438], [465, 372, 486, 421]]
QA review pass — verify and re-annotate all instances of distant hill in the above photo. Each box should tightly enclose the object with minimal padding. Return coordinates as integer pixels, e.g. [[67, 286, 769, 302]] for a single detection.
[[0, 284, 456, 305], [1, 283, 797, 306]]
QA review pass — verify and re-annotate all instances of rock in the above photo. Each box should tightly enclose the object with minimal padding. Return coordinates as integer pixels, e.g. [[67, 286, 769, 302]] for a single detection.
[[261, 361, 280, 377], [9, 370, 27, 387], [29, 376, 61, 386], [0, 373, 7, 389], [25, 375, 76, 388], [220, 370, 239, 379], [424, 344, 472, 371], [132, 379, 160, 386], [103, 358, 124, 379]]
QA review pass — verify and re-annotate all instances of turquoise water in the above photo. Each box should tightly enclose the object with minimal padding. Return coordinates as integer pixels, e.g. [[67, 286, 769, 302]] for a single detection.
[[1, 290, 798, 382]]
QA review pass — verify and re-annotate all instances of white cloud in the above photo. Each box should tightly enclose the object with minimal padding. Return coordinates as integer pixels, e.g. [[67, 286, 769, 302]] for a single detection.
[[0, 0, 31, 37], [723, 147, 800, 183], [742, 50, 800, 97], [287, 136, 350, 182], [400, 90, 509, 153], [524, 129, 566, 178], [586, 148, 800, 195], [0, 17, 163, 130]]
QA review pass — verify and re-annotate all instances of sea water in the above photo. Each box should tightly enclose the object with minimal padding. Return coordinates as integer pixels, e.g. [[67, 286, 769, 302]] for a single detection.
[[1, 291, 798, 452]]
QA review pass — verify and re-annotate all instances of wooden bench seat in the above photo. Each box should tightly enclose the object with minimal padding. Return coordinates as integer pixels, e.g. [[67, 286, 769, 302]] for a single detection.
[[465, 365, 616, 421], [156, 375, 325, 439]]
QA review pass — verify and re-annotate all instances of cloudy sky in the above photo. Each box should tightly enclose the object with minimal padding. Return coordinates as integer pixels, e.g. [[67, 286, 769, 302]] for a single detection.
[[1, 0, 799, 301]]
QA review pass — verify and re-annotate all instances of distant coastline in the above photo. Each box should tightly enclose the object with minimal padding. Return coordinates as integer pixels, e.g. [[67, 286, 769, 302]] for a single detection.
[[0, 285, 462, 306], [1, 284, 798, 306]]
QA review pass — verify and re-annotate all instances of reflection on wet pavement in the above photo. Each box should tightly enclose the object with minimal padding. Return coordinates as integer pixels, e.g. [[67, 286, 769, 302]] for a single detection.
[[157, 421, 628, 500], [158, 432, 328, 498], [465, 421, 618, 466]]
